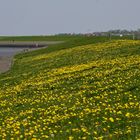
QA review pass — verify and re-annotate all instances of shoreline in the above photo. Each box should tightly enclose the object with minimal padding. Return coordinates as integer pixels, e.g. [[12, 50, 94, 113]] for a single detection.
[[0, 41, 63, 46], [0, 41, 63, 74], [0, 46, 46, 74]]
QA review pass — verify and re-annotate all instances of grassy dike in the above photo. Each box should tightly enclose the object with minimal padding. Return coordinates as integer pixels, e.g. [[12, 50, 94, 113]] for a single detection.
[[0, 35, 140, 139]]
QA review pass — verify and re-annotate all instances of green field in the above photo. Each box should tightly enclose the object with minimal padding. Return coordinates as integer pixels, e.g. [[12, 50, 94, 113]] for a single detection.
[[0, 35, 140, 139]]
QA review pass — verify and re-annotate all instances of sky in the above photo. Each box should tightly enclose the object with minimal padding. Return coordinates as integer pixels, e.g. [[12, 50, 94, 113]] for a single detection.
[[0, 0, 140, 35]]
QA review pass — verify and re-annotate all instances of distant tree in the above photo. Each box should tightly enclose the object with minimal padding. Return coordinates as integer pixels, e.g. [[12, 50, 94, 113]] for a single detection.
[[136, 29, 140, 39], [137, 29, 140, 33]]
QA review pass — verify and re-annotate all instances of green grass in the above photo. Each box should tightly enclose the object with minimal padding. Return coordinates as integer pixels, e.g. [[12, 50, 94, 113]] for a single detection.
[[0, 34, 132, 41], [0, 35, 74, 41], [0, 36, 140, 139]]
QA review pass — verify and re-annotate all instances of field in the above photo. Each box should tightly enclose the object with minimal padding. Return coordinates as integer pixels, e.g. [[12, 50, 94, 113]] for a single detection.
[[0, 36, 140, 139]]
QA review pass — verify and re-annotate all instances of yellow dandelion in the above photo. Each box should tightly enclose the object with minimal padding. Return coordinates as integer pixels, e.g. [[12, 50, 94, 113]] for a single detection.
[[69, 136, 74, 140], [109, 117, 114, 122], [125, 112, 131, 118]]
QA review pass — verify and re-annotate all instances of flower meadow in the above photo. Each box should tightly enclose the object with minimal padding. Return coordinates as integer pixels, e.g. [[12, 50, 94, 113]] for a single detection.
[[0, 40, 140, 139]]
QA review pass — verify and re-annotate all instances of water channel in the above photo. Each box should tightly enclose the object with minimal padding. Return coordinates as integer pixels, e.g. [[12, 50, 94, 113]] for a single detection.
[[0, 41, 63, 73], [0, 45, 45, 73], [0, 47, 26, 57]]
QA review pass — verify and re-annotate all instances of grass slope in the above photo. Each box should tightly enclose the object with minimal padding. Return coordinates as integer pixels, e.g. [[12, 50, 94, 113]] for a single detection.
[[0, 37, 140, 139]]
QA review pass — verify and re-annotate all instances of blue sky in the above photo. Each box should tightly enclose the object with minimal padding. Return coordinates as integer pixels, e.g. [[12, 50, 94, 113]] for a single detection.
[[0, 0, 140, 35]]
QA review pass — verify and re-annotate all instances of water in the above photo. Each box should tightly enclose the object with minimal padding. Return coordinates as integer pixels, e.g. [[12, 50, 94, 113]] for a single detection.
[[0, 47, 27, 57], [0, 46, 33, 73]]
